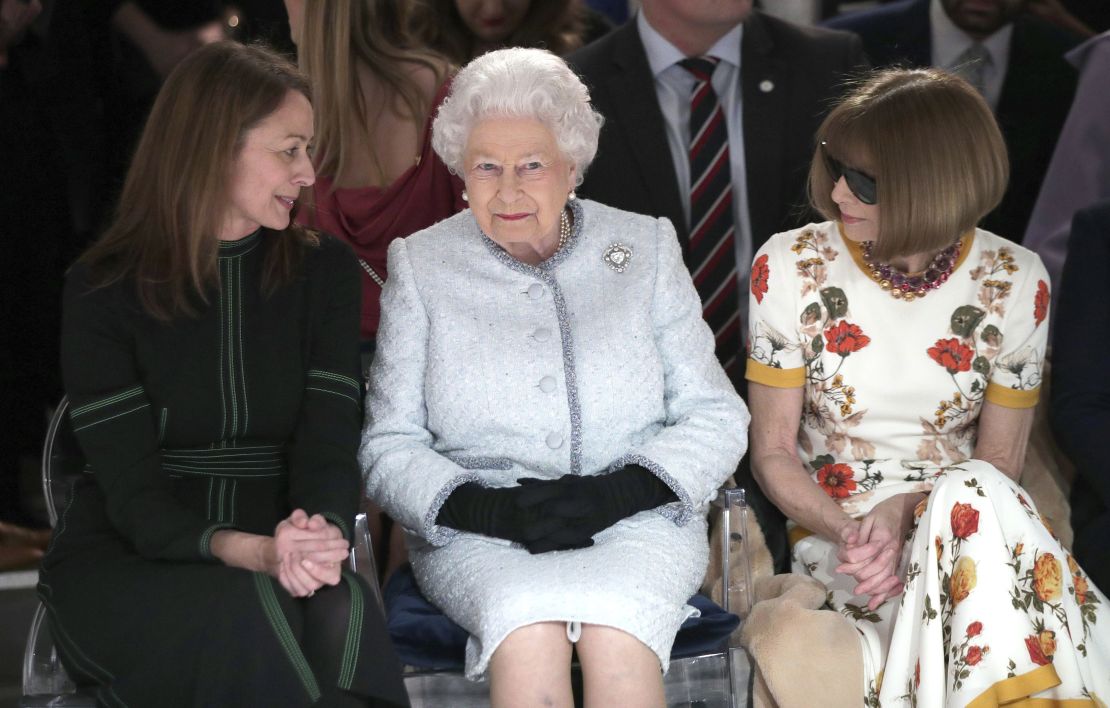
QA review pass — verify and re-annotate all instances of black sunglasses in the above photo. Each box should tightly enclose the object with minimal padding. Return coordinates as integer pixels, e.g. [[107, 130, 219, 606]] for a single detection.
[[820, 141, 878, 205]]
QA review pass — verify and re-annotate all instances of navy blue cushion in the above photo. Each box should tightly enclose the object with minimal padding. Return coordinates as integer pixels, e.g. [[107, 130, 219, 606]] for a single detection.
[[383, 565, 739, 670]]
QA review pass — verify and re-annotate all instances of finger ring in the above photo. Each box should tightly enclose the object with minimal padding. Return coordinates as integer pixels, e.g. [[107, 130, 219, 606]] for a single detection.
[[307, 590, 315, 598]]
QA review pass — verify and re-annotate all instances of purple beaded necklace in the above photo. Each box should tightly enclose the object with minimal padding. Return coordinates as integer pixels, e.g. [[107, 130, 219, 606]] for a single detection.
[[859, 239, 963, 301]]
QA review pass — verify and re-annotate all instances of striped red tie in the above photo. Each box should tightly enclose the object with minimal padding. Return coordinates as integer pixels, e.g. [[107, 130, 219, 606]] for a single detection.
[[679, 56, 741, 381]]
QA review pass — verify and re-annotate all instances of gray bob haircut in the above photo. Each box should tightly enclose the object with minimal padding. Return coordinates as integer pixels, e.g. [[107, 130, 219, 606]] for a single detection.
[[432, 47, 604, 185]]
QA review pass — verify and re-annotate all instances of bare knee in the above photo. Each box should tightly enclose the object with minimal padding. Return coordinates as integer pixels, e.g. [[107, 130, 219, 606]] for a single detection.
[[576, 625, 664, 708], [489, 622, 573, 708]]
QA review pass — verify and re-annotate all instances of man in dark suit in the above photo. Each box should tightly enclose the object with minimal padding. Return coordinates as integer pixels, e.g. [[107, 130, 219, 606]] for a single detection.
[[824, 0, 1083, 243], [1051, 199, 1110, 594], [568, 1, 867, 571]]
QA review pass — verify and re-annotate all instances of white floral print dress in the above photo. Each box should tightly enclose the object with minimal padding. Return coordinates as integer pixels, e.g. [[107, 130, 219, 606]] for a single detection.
[[747, 221, 1109, 707]]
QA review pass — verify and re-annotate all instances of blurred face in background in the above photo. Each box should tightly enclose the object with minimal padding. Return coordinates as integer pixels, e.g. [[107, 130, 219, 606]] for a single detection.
[[940, 0, 1025, 38], [454, 0, 529, 45]]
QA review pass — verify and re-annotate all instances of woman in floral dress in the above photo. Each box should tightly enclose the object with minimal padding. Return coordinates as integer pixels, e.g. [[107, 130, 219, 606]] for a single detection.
[[746, 68, 1109, 706]]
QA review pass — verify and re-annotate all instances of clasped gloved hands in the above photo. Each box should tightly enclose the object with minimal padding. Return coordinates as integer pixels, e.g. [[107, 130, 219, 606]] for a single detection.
[[436, 465, 677, 554]]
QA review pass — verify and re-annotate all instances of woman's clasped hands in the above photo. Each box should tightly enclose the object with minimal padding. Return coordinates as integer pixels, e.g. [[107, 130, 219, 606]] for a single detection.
[[437, 466, 676, 554], [272, 509, 350, 598], [834, 493, 924, 611]]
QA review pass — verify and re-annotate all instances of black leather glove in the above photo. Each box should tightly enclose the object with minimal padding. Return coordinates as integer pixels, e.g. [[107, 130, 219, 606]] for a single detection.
[[515, 464, 678, 553], [435, 482, 566, 544]]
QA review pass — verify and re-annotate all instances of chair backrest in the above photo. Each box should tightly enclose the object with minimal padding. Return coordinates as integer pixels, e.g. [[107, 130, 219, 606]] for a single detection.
[[25, 396, 93, 704], [41, 396, 86, 527], [712, 487, 753, 619]]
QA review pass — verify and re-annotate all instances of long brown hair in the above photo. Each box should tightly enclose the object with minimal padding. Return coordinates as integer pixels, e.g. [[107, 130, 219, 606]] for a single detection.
[[78, 41, 318, 320], [297, 0, 447, 187], [411, 0, 585, 67], [809, 68, 1008, 260]]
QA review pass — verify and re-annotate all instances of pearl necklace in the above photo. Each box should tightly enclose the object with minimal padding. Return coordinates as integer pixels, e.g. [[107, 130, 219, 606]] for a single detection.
[[557, 208, 570, 251], [860, 239, 962, 302]]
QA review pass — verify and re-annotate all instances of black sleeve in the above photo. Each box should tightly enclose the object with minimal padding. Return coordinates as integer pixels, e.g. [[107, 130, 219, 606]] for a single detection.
[[1051, 202, 1110, 508], [286, 237, 364, 539], [61, 268, 234, 561]]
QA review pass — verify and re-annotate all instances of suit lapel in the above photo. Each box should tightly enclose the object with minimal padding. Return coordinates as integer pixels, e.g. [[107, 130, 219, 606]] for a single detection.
[[741, 12, 790, 250], [605, 22, 688, 244]]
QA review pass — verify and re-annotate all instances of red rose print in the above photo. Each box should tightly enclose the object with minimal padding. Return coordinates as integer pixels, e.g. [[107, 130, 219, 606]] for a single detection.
[[928, 338, 974, 374], [751, 254, 770, 304], [1034, 280, 1049, 326], [817, 463, 857, 499], [966, 645, 984, 666], [966, 621, 982, 637], [951, 502, 980, 539], [1025, 635, 1050, 666], [824, 321, 871, 356]]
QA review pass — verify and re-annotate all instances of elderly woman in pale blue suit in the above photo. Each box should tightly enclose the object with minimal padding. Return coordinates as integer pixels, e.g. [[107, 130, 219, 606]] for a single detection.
[[360, 47, 748, 708]]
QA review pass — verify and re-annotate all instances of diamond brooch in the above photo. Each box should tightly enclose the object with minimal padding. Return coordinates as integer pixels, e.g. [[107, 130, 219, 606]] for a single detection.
[[603, 243, 633, 273]]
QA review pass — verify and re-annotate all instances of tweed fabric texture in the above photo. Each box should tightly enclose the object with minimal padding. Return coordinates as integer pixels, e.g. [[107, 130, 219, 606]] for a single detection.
[[361, 198, 749, 678]]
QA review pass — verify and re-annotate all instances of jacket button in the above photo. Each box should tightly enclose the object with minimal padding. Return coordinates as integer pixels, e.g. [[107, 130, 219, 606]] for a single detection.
[[528, 283, 544, 299], [533, 327, 552, 342], [546, 432, 564, 449], [539, 376, 557, 393]]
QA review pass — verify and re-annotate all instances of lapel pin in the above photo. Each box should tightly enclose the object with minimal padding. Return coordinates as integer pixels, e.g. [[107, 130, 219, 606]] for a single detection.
[[759, 79, 774, 93]]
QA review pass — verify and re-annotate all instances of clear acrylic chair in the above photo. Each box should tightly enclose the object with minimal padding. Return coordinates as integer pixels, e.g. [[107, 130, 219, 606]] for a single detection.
[[22, 396, 97, 707], [348, 487, 754, 708]]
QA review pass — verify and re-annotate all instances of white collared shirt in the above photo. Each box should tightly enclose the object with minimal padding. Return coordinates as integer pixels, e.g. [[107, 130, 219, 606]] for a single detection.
[[930, 0, 1013, 110], [637, 10, 753, 296]]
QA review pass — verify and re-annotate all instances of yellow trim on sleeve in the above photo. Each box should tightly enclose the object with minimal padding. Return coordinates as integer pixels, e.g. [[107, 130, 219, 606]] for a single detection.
[[985, 382, 1041, 409], [967, 662, 1096, 708], [745, 359, 805, 388]]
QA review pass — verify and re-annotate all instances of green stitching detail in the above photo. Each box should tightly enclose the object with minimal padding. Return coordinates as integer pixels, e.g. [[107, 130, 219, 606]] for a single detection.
[[198, 523, 231, 558], [321, 512, 349, 539], [162, 445, 283, 456], [230, 480, 238, 525], [237, 258, 249, 434], [226, 261, 239, 438], [70, 385, 144, 416], [218, 260, 228, 439], [157, 408, 168, 444], [72, 403, 150, 433], [252, 573, 322, 701], [207, 478, 214, 520], [338, 572, 363, 690], [305, 387, 359, 405], [217, 479, 228, 522], [308, 369, 360, 391]]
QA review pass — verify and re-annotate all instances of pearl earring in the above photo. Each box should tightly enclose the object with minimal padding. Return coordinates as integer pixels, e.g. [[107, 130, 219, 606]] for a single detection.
[[568, 191, 577, 201], [461, 191, 468, 202]]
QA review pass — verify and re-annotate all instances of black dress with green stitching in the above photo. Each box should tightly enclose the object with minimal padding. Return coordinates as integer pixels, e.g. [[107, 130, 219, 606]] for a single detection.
[[38, 230, 408, 707]]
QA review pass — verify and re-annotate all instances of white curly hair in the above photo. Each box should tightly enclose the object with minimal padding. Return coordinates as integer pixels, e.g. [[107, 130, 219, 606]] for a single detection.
[[431, 47, 604, 186]]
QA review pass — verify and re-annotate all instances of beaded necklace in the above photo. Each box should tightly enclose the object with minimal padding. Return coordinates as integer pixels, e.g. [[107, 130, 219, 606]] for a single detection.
[[557, 209, 570, 251], [860, 239, 962, 301]]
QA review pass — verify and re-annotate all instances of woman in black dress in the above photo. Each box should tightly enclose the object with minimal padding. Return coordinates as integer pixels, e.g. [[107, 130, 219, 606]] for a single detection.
[[37, 42, 408, 707]]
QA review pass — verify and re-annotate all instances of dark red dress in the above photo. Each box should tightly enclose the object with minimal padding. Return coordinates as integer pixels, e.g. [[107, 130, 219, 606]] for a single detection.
[[298, 81, 466, 343]]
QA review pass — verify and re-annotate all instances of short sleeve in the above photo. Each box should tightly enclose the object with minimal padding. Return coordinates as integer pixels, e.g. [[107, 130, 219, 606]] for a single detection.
[[986, 254, 1050, 408], [746, 234, 806, 388]]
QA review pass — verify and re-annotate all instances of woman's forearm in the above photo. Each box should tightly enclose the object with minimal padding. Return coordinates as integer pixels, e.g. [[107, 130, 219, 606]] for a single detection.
[[754, 451, 854, 542], [209, 530, 276, 574]]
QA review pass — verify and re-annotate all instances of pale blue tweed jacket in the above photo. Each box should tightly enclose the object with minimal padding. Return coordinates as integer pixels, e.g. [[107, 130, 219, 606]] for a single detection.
[[361, 198, 749, 678]]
